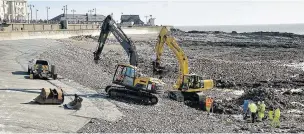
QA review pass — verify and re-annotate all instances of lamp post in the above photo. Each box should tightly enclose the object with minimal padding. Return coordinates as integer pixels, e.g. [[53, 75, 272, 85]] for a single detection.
[[62, 6, 65, 16], [46, 6, 50, 24], [35, 9, 38, 23], [27, 13, 30, 23], [92, 8, 96, 23], [62, 5, 67, 17], [145, 15, 148, 24], [27, 4, 34, 23], [88, 10, 93, 23], [65, 5, 68, 17], [71, 9, 76, 23], [88, 10, 93, 16]]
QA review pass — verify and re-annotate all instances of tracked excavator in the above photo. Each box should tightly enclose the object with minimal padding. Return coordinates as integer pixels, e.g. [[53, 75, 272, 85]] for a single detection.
[[93, 15, 164, 105], [152, 26, 215, 104]]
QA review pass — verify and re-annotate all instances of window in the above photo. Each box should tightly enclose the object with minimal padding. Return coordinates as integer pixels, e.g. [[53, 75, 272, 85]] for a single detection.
[[36, 60, 48, 65], [125, 67, 135, 78]]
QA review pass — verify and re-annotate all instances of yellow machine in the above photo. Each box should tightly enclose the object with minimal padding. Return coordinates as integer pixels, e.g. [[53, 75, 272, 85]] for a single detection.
[[105, 64, 165, 105], [94, 15, 164, 105], [153, 26, 215, 103]]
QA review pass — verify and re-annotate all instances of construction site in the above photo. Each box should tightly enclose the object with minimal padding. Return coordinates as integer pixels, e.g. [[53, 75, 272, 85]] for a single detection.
[[0, 14, 304, 133]]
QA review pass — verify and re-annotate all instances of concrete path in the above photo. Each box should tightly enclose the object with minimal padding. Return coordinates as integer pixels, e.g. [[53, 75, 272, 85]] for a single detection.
[[0, 39, 121, 132]]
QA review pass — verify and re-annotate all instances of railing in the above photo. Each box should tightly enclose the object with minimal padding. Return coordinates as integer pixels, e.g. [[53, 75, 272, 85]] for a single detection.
[[0, 19, 103, 24]]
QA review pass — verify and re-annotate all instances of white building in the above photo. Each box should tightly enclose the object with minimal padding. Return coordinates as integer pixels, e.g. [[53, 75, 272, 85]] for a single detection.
[[0, 0, 28, 22], [147, 18, 155, 26]]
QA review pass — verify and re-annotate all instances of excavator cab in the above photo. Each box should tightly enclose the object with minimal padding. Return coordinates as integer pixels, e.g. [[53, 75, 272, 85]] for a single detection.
[[112, 64, 136, 87], [106, 63, 164, 105], [181, 74, 214, 92]]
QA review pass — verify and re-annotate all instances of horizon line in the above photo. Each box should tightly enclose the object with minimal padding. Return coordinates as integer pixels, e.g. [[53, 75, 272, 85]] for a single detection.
[[174, 23, 304, 27]]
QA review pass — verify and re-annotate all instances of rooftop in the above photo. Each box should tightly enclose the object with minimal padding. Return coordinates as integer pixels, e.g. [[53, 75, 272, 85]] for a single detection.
[[50, 14, 106, 22]]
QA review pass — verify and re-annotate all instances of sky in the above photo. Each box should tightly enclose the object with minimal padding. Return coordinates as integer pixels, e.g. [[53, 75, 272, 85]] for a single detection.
[[27, 0, 304, 26]]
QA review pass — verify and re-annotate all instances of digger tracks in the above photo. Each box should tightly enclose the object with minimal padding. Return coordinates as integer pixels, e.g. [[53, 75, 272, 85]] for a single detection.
[[105, 85, 159, 105]]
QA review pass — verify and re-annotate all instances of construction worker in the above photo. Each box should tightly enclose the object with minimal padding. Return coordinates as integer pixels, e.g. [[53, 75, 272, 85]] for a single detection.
[[268, 106, 274, 121], [272, 107, 281, 128], [257, 101, 261, 121], [243, 100, 249, 120], [248, 101, 258, 123], [205, 97, 213, 114], [258, 101, 266, 121]]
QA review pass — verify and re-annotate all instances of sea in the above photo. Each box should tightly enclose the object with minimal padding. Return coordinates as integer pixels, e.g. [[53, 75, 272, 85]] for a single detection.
[[175, 23, 304, 35]]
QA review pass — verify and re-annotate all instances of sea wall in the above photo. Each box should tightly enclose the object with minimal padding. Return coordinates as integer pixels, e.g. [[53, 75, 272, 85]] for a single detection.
[[0, 30, 100, 41], [0, 23, 98, 31], [1, 23, 172, 32], [0, 25, 171, 41]]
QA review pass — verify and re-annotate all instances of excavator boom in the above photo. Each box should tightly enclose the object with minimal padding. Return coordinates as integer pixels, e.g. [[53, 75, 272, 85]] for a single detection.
[[94, 15, 138, 66], [154, 26, 189, 89], [153, 26, 214, 103], [93, 14, 164, 105]]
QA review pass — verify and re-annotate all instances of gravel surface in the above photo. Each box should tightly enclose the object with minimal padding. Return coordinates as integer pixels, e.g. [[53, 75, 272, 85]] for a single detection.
[[38, 31, 304, 133]]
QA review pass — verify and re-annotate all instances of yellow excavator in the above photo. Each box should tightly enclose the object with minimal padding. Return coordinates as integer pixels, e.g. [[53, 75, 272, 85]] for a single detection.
[[93, 15, 165, 105], [152, 26, 215, 103]]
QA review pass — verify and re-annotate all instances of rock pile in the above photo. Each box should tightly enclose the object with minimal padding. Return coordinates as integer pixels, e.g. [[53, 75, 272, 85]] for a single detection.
[[38, 31, 304, 132]]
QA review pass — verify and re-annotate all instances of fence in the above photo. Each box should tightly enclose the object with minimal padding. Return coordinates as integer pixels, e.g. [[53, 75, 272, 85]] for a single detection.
[[0, 23, 100, 32]]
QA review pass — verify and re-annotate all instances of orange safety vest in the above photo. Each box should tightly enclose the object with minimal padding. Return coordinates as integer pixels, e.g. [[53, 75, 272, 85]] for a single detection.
[[205, 97, 213, 108]]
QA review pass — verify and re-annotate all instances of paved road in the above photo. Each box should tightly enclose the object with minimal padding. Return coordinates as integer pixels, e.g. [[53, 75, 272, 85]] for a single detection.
[[0, 39, 122, 132]]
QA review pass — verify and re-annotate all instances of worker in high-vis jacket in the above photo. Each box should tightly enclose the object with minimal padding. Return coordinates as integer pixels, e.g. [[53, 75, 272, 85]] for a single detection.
[[268, 106, 274, 121], [248, 101, 258, 123], [257, 101, 266, 121], [243, 100, 249, 120], [205, 97, 214, 114], [272, 107, 281, 128]]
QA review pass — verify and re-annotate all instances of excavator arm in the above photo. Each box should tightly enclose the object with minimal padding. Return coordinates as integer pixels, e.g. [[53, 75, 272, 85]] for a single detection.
[[154, 26, 189, 89], [93, 15, 138, 66], [154, 26, 215, 104]]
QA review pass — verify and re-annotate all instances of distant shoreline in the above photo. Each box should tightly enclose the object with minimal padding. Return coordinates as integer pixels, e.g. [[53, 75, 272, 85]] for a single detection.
[[174, 23, 304, 35]]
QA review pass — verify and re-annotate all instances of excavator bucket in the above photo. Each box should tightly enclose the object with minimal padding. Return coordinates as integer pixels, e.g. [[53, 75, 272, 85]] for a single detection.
[[152, 61, 167, 74], [64, 94, 83, 110], [34, 88, 64, 104]]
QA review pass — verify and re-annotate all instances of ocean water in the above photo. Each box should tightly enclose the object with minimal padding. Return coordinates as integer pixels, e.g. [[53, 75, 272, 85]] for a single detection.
[[175, 23, 304, 35]]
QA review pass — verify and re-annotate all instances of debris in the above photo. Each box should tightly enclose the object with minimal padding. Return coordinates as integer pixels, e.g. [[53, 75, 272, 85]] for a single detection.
[[64, 94, 83, 110], [39, 29, 304, 133], [34, 88, 64, 104]]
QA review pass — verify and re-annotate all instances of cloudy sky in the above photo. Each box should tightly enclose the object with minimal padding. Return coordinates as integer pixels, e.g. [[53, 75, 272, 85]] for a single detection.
[[27, 0, 304, 26]]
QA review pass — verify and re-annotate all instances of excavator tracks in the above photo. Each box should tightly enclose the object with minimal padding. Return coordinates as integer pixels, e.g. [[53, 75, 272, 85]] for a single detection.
[[168, 90, 206, 107], [105, 85, 159, 105]]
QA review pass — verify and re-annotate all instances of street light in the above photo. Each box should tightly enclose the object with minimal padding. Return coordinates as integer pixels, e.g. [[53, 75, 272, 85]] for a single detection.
[[62, 6, 65, 16], [145, 15, 148, 24], [88, 10, 93, 23], [92, 8, 96, 22], [46, 6, 50, 24], [65, 5, 68, 17], [62, 5, 67, 17], [27, 4, 34, 23], [27, 13, 30, 23], [35, 9, 38, 23], [71, 9, 76, 23], [88, 10, 93, 16]]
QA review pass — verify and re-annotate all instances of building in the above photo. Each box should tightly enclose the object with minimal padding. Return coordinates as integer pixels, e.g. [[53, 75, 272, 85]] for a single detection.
[[120, 15, 144, 26], [50, 13, 106, 24], [0, 0, 28, 22], [147, 18, 156, 26]]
